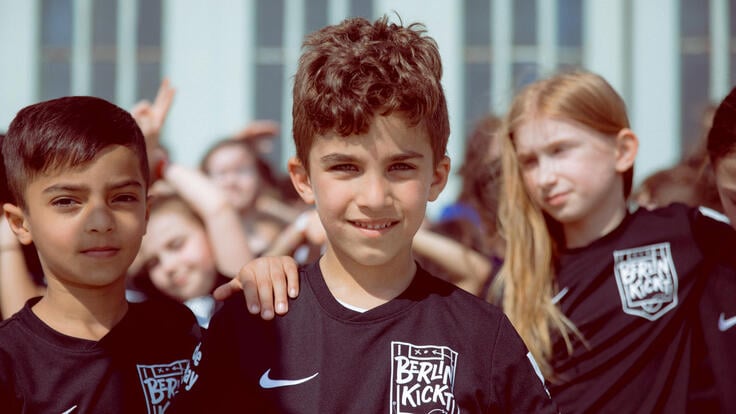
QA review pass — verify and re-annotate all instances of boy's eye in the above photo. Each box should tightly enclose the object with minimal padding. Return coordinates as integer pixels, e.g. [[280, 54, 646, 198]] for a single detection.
[[389, 162, 415, 171], [113, 193, 140, 203], [51, 197, 79, 207], [329, 164, 358, 172]]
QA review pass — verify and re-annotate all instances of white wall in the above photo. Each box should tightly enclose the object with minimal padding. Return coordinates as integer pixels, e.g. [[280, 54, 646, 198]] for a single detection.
[[630, 0, 681, 183], [161, 0, 254, 167], [0, 0, 39, 131]]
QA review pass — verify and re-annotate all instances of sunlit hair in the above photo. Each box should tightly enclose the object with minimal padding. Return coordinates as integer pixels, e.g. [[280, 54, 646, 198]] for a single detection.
[[292, 15, 449, 170], [707, 86, 736, 167], [3, 96, 148, 210], [490, 71, 631, 380]]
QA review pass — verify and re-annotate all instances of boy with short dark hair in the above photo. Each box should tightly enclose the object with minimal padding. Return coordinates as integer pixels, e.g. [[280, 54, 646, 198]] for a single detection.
[[0, 96, 201, 412], [175, 16, 557, 413]]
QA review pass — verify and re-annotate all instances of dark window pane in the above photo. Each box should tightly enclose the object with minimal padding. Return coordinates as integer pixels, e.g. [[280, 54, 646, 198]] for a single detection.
[[255, 64, 284, 165], [137, 62, 161, 102], [41, 0, 73, 47], [464, 63, 492, 129], [138, 0, 162, 47], [257, 0, 284, 47], [680, 0, 709, 37], [93, 62, 116, 102], [680, 53, 710, 155], [558, 0, 582, 47], [350, 0, 373, 19], [513, 0, 536, 45], [306, 0, 328, 34], [41, 61, 71, 100], [93, 0, 117, 46], [465, 0, 491, 47]]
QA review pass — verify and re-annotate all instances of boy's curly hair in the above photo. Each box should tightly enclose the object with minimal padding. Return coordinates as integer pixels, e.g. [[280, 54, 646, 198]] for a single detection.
[[292, 15, 449, 169]]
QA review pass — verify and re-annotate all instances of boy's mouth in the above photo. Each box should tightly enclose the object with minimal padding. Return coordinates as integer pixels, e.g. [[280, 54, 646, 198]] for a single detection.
[[349, 220, 398, 230], [81, 246, 120, 257]]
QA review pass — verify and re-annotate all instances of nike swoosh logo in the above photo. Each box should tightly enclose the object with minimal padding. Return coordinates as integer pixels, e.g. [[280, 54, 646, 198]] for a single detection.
[[718, 313, 736, 332], [62, 406, 78, 414], [259, 368, 318, 389], [552, 287, 569, 304]]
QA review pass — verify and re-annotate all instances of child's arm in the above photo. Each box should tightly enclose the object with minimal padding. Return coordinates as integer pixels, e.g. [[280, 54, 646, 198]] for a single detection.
[[213, 256, 300, 320], [262, 209, 325, 257], [130, 77, 174, 172], [131, 79, 255, 278], [161, 164, 255, 277], [412, 227, 493, 296], [0, 214, 43, 319]]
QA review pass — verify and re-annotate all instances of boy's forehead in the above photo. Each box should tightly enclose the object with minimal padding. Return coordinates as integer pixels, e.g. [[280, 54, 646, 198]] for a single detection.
[[30, 146, 146, 189], [312, 114, 432, 153]]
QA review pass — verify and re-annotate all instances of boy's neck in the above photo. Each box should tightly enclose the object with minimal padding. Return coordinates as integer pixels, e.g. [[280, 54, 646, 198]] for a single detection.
[[32, 280, 129, 341], [318, 247, 416, 310]]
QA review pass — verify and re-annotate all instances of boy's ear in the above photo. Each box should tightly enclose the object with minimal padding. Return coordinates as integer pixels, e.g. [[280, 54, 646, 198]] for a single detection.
[[428, 156, 451, 202], [3, 203, 33, 245], [287, 157, 315, 204], [614, 128, 638, 173]]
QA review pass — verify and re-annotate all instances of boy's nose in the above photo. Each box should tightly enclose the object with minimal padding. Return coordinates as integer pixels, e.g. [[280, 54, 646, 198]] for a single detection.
[[357, 174, 392, 208], [85, 204, 115, 233]]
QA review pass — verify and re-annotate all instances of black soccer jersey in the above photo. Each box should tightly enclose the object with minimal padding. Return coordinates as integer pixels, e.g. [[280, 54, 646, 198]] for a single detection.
[[547, 203, 736, 413], [696, 261, 736, 413], [0, 297, 202, 413], [175, 261, 558, 413]]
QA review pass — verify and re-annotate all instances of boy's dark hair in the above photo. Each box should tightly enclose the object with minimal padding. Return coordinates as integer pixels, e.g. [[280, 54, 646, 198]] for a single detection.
[[292, 15, 449, 169], [3, 96, 148, 209], [707, 86, 736, 166]]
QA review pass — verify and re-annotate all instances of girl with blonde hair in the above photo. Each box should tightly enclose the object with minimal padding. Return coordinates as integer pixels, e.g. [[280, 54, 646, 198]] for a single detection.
[[493, 70, 735, 412]]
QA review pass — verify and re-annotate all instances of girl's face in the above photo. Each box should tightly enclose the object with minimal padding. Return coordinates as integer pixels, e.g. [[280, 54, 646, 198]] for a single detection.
[[513, 116, 634, 245], [714, 154, 736, 229], [139, 207, 217, 301], [205, 145, 261, 212]]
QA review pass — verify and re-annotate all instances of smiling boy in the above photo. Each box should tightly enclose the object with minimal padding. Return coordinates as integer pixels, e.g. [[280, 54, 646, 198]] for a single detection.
[[0, 96, 201, 413], [173, 16, 557, 413]]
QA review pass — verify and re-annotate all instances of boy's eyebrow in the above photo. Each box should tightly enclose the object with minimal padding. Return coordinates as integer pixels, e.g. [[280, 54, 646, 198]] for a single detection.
[[389, 151, 425, 161], [319, 150, 425, 164], [319, 153, 356, 164], [42, 179, 144, 194]]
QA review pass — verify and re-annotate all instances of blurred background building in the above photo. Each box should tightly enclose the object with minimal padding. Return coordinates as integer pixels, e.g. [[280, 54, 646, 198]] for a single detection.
[[0, 0, 734, 217]]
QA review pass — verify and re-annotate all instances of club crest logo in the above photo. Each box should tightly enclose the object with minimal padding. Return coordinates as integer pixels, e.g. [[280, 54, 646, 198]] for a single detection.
[[137, 359, 190, 414], [390, 342, 459, 414], [613, 242, 678, 321]]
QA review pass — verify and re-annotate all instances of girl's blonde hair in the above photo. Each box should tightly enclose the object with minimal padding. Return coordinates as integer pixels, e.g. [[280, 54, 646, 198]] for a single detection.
[[489, 71, 631, 380]]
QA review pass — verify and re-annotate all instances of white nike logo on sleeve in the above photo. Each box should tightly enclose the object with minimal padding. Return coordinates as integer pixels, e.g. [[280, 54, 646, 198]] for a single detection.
[[259, 369, 319, 389], [718, 313, 736, 332], [62, 406, 78, 414]]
